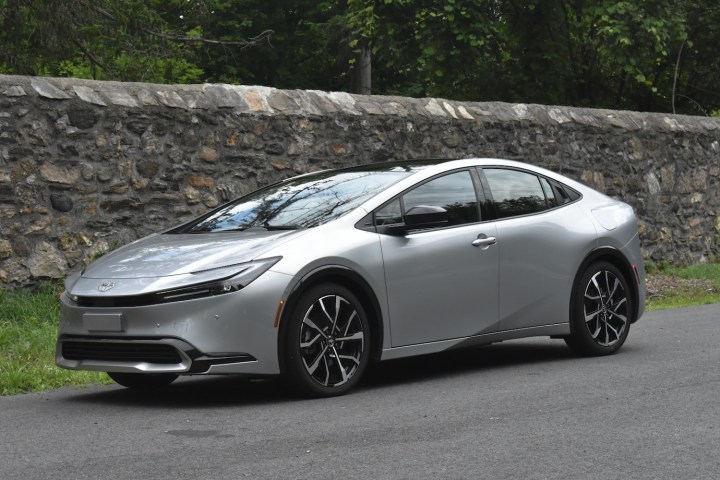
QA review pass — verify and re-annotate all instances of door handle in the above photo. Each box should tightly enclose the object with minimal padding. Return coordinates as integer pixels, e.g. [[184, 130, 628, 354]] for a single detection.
[[472, 235, 497, 248]]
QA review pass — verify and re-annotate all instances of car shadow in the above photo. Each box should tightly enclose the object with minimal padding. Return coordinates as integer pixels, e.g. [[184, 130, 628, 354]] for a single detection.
[[62, 375, 294, 409], [358, 340, 577, 391], [62, 340, 584, 408]]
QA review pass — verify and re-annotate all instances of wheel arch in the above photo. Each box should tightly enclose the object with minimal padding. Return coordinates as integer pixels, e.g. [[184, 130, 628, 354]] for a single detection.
[[570, 247, 641, 329], [277, 265, 384, 373]]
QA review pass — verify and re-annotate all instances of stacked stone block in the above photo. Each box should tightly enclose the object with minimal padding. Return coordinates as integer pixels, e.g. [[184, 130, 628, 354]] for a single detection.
[[1, 74, 719, 286]]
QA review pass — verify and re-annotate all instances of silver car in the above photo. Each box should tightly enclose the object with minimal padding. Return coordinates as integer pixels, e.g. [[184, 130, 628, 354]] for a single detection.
[[56, 158, 645, 397]]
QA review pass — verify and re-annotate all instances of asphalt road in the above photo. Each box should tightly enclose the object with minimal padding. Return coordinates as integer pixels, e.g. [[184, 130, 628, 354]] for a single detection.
[[1, 304, 718, 480]]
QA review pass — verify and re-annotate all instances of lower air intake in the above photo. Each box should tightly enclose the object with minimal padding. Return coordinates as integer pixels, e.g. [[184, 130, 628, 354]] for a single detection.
[[62, 341, 183, 364]]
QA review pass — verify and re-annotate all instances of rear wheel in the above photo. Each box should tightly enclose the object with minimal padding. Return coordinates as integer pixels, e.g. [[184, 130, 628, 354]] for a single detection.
[[565, 262, 632, 356], [107, 372, 178, 389], [283, 283, 370, 397]]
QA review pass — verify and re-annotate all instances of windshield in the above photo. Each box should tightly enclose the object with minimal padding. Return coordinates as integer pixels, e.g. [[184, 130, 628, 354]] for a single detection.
[[181, 169, 411, 233]]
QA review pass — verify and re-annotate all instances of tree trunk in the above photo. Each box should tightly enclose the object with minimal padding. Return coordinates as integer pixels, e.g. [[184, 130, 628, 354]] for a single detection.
[[353, 40, 371, 95]]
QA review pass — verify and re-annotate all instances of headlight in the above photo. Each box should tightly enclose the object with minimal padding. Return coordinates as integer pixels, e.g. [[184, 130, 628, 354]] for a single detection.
[[62, 291, 79, 305], [156, 257, 282, 303]]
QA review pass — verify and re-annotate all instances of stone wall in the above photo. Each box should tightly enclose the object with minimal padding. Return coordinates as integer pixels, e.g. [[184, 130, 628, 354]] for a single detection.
[[1, 74, 719, 287]]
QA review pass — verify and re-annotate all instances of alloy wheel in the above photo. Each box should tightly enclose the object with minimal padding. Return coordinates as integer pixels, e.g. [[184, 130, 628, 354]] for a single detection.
[[299, 294, 365, 387], [583, 269, 629, 347]]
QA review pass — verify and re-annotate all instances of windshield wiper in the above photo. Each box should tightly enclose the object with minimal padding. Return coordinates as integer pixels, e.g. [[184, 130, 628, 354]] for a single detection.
[[262, 223, 304, 231], [204, 226, 251, 233], [190, 224, 304, 233]]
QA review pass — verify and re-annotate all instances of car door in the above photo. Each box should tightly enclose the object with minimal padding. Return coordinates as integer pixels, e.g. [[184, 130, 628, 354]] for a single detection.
[[376, 169, 500, 347], [480, 167, 597, 331]]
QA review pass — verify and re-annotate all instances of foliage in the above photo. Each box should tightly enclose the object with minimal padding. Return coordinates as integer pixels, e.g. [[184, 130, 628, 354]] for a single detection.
[[646, 289, 720, 311], [0, 286, 110, 395], [664, 263, 720, 284], [1, 0, 719, 114], [350, 0, 720, 112], [0, 0, 204, 82], [345, 0, 513, 99]]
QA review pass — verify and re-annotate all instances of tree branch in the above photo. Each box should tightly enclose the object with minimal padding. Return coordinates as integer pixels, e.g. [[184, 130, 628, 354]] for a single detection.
[[70, 36, 107, 72], [672, 40, 685, 114], [141, 28, 274, 49], [675, 94, 709, 116], [78, 0, 273, 50]]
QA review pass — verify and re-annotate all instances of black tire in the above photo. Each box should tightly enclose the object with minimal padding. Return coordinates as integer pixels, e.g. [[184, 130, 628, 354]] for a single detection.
[[283, 283, 371, 397], [565, 262, 632, 356], [107, 372, 178, 389]]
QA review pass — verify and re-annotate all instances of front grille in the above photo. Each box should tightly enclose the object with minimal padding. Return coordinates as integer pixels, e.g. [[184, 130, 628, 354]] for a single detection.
[[62, 341, 183, 364], [76, 294, 168, 308]]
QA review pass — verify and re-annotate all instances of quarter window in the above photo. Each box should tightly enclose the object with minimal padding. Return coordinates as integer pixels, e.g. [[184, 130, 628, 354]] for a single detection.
[[540, 177, 558, 208], [375, 198, 403, 226]]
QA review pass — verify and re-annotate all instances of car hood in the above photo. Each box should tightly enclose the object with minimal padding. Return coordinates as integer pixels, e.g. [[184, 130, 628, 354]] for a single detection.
[[66, 230, 303, 297]]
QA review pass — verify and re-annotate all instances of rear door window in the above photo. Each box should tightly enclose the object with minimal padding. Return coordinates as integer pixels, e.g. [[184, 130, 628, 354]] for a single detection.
[[483, 168, 549, 218]]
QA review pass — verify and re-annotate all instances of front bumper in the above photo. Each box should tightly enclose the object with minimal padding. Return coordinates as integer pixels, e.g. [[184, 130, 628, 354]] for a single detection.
[[56, 336, 256, 374], [56, 270, 292, 375]]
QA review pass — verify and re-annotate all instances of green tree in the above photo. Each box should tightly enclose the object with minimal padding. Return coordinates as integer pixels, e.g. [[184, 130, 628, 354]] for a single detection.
[[161, 0, 348, 89], [345, 0, 693, 109], [1, 0, 719, 114], [344, 0, 514, 99], [0, 0, 269, 83]]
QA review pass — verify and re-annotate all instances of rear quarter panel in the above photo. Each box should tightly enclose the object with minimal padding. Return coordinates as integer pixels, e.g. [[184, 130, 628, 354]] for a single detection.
[[495, 203, 598, 332]]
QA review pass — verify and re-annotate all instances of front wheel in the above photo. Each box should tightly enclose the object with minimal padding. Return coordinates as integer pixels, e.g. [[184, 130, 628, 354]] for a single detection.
[[565, 262, 632, 356], [107, 372, 178, 389], [283, 283, 371, 397]]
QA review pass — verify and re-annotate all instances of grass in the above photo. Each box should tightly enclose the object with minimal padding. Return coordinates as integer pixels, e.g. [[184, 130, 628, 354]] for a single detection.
[[645, 263, 720, 311], [2, 262, 720, 396], [0, 286, 110, 396], [666, 263, 720, 282]]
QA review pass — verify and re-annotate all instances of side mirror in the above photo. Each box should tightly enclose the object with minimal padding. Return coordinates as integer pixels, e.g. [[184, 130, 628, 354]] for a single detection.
[[404, 205, 448, 228], [378, 205, 449, 236]]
